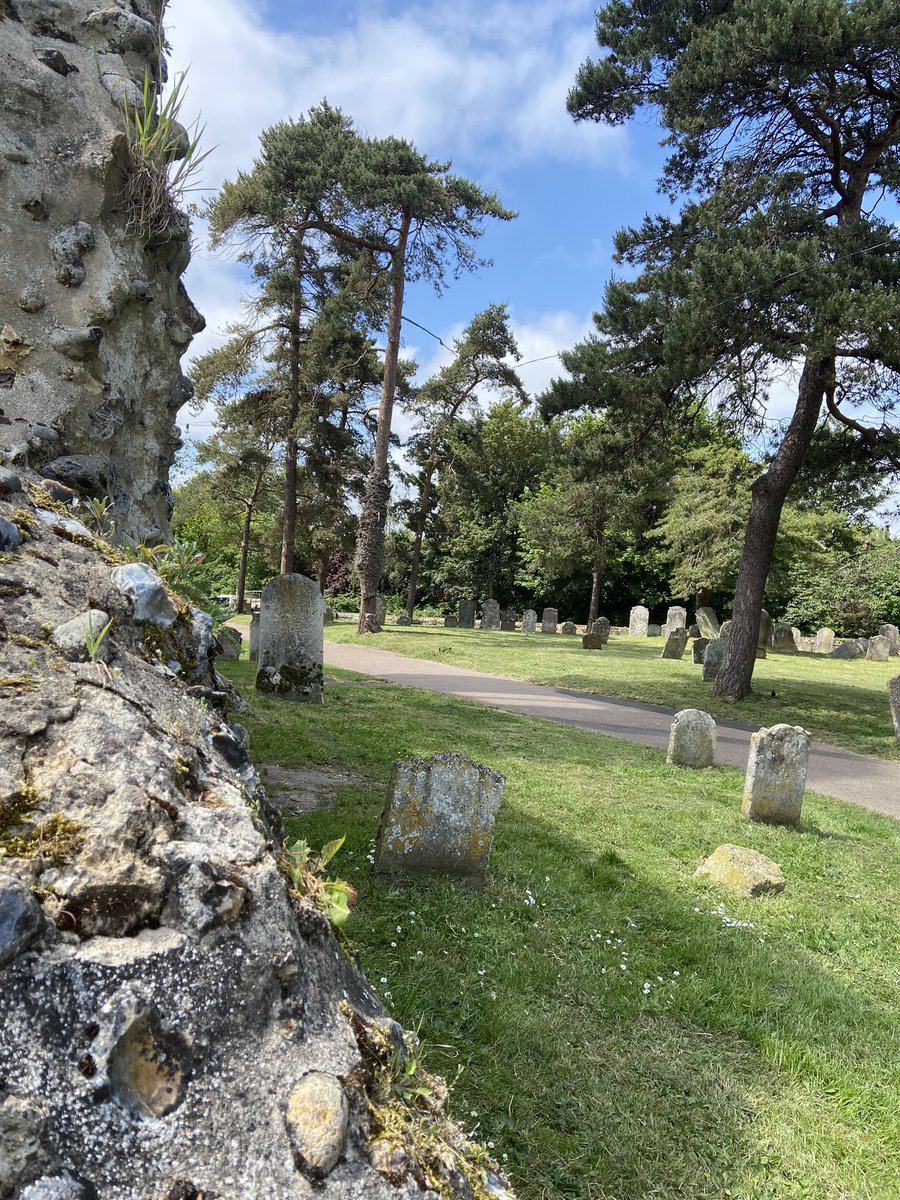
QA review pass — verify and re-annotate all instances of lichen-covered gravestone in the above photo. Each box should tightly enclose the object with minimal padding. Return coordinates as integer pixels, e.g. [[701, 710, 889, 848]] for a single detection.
[[256, 574, 324, 703], [695, 606, 720, 639], [480, 599, 501, 630], [582, 632, 604, 650], [248, 611, 260, 662], [667, 709, 716, 768], [695, 845, 786, 897], [877, 623, 899, 655], [458, 599, 475, 629], [661, 628, 688, 659], [522, 609, 538, 634], [591, 617, 611, 644], [628, 605, 649, 636], [374, 752, 505, 889], [500, 608, 517, 632], [718, 619, 732, 640], [692, 637, 710, 664], [561, 620, 577, 635], [814, 627, 835, 654], [741, 724, 810, 825], [541, 608, 558, 635], [702, 637, 727, 681], [666, 606, 687, 632], [866, 634, 891, 662], [772, 623, 798, 653], [444, 615, 459, 628]]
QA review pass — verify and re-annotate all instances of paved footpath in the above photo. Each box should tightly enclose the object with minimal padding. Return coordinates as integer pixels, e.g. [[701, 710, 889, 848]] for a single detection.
[[324, 641, 900, 821]]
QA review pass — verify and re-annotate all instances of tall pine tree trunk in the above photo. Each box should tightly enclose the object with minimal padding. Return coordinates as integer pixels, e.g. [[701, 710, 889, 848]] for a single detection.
[[280, 268, 301, 575], [357, 211, 412, 629], [404, 461, 435, 620], [236, 502, 252, 614], [714, 355, 832, 700], [587, 525, 606, 624]]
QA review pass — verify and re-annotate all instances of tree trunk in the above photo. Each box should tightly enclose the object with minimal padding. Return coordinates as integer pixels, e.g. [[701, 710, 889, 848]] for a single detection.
[[356, 210, 412, 629], [404, 461, 435, 620], [236, 502, 252, 614], [588, 542, 605, 624], [317, 559, 327, 593], [280, 267, 302, 575], [714, 355, 832, 700]]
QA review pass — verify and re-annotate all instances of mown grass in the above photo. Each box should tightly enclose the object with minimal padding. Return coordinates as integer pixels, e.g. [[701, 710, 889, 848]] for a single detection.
[[324, 623, 900, 760], [221, 658, 900, 1200]]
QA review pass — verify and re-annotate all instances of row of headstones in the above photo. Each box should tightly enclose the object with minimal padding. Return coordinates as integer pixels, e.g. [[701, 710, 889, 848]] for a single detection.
[[447, 600, 579, 635], [371, 714, 811, 892]]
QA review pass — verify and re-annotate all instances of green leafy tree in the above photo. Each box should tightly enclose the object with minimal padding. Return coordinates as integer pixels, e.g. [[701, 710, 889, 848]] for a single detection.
[[564, 0, 900, 699], [402, 304, 525, 620]]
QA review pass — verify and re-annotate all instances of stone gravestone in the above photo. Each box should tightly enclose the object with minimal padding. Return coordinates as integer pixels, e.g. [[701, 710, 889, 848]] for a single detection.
[[866, 634, 891, 662], [692, 637, 710, 664], [374, 752, 504, 889], [592, 617, 611, 644], [702, 638, 727, 681], [522, 609, 538, 634], [361, 613, 380, 634], [500, 608, 517, 632], [718, 619, 732, 640], [628, 605, 650, 637], [667, 709, 716, 768], [582, 632, 604, 650], [814, 627, 835, 654], [458, 599, 475, 629], [248, 611, 260, 663], [480, 599, 501, 630], [217, 626, 242, 661], [396, 614, 412, 626], [647, 623, 662, 637], [758, 610, 772, 652], [256, 574, 324, 704], [741, 724, 810, 825], [878, 623, 899, 655], [695, 845, 785, 898], [443, 615, 458, 628], [828, 640, 862, 659], [562, 620, 577, 635], [695, 607, 720, 639], [375, 596, 387, 628], [687, 623, 700, 638], [666, 606, 687, 632], [772, 623, 798, 653], [888, 675, 900, 740], [661, 628, 689, 660], [541, 608, 558, 635], [323, 606, 336, 625]]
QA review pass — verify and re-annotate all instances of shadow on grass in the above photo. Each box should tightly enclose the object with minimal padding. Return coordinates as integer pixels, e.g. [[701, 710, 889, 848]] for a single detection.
[[221, 661, 900, 1200]]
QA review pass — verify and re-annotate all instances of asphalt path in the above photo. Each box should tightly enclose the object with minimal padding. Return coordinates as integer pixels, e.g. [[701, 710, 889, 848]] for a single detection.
[[323, 641, 900, 821]]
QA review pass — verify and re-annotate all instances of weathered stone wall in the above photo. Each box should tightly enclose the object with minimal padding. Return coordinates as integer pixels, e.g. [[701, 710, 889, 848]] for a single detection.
[[0, 0, 202, 542]]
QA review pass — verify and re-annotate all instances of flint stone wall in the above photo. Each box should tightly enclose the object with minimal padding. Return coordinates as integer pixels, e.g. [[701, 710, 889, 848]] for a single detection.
[[0, 1, 205, 542]]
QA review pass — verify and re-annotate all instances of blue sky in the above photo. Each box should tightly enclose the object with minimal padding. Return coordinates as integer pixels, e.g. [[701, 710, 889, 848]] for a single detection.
[[166, 0, 677, 440]]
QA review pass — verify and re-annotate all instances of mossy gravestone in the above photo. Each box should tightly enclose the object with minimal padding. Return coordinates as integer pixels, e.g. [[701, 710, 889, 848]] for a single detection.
[[256, 574, 324, 704], [374, 752, 505, 889], [741, 724, 810, 825]]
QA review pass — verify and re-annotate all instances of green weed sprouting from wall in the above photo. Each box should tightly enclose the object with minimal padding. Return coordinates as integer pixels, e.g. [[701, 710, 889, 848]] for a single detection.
[[121, 70, 211, 241]]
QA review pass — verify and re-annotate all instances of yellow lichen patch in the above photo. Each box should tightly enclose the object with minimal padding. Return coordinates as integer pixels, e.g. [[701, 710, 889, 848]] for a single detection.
[[0, 676, 38, 690], [0, 324, 32, 371], [2, 813, 84, 866]]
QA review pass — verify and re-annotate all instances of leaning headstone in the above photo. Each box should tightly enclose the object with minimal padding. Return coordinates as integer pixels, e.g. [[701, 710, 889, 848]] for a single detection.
[[666, 606, 687, 633], [667, 708, 716, 768], [772, 623, 798, 653], [628, 605, 650, 637], [718, 619, 732, 640], [702, 638, 727, 681], [541, 608, 558, 635], [444, 615, 459, 628], [661, 628, 689, 660], [692, 637, 710, 664], [582, 633, 604, 650], [866, 634, 891, 662], [375, 596, 387, 627], [522, 609, 538, 634], [458, 599, 476, 629], [888, 675, 900, 740], [248, 611, 260, 663], [828, 640, 862, 659], [694, 845, 786, 898], [500, 608, 517, 632], [591, 616, 611, 644], [562, 620, 577, 635], [374, 752, 505, 889], [695, 607, 720, 639], [480, 599, 501, 631], [741, 724, 810, 826], [256, 574, 324, 704], [878, 623, 899, 655], [647, 623, 662, 637]]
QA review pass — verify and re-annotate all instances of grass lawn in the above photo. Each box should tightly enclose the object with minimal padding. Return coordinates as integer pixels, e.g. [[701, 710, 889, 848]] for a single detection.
[[325, 623, 900, 760], [221, 657, 900, 1200]]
